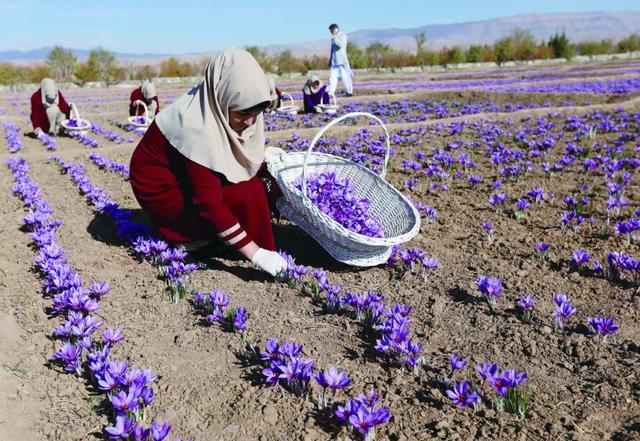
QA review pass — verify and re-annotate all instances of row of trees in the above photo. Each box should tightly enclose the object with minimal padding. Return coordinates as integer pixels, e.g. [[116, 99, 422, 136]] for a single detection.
[[1, 32, 639, 85]]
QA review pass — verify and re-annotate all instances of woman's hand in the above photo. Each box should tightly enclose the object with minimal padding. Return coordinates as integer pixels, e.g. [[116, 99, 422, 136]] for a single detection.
[[251, 248, 287, 276], [264, 146, 286, 162]]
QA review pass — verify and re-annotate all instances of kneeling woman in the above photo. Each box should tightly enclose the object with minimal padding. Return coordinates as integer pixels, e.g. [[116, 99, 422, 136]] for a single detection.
[[302, 75, 330, 113], [130, 49, 286, 276], [130, 80, 160, 117], [30, 78, 72, 136]]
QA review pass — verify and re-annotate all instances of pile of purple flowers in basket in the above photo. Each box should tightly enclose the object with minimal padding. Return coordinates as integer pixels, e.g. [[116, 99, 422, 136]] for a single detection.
[[65, 118, 91, 129], [294, 171, 385, 238]]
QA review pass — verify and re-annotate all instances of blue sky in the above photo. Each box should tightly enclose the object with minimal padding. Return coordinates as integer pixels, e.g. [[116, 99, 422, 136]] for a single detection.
[[1, 0, 638, 53]]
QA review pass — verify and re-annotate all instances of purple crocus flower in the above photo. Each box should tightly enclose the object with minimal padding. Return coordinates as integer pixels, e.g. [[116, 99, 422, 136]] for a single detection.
[[517, 295, 535, 322], [446, 380, 479, 407], [104, 415, 135, 439], [449, 354, 467, 371], [477, 362, 498, 382], [150, 421, 171, 441], [572, 249, 590, 267], [588, 316, 619, 337], [553, 294, 576, 331], [111, 388, 140, 414], [103, 327, 125, 346], [89, 281, 110, 297], [233, 306, 247, 331], [476, 275, 502, 307], [315, 366, 351, 390]]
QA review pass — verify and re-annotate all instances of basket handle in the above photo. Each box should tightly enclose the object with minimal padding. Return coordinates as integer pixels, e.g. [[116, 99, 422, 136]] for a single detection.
[[71, 104, 81, 121], [281, 92, 294, 108], [301, 111, 391, 199], [136, 100, 149, 119]]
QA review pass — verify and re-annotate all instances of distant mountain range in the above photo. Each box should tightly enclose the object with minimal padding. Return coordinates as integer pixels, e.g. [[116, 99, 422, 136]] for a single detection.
[[2, 11, 639, 64]]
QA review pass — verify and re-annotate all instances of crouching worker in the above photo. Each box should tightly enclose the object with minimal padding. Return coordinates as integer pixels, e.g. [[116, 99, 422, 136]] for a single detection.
[[302, 75, 330, 113], [129, 49, 288, 276], [130, 80, 160, 117], [30, 78, 73, 136]]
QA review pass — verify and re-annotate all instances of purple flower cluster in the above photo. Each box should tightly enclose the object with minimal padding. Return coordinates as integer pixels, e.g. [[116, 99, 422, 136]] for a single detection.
[[335, 390, 391, 439], [3, 121, 22, 153], [476, 275, 502, 308], [192, 289, 247, 333], [588, 316, 619, 337], [51, 156, 197, 302], [37, 132, 58, 150], [91, 122, 133, 144], [552, 293, 576, 331], [477, 362, 528, 397], [69, 130, 99, 147], [65, 118, 91, 129], [5, 156, 178, 441], [89, 152, 130, 178], [294, 171, 385, 238], [260, 338, 315, 396]]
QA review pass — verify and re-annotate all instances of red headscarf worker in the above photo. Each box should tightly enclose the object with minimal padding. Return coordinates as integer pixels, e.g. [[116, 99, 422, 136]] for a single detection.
[[130, 80, 160, 117], [129, 49, 287, 276], [30, 78, 73, 136]]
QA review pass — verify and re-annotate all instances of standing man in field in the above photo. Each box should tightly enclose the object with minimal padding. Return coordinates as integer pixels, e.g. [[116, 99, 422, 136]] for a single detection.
[[327, 23, 353, 97]]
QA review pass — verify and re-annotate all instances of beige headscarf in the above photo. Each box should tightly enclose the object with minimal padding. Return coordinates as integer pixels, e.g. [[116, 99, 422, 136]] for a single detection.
[[155, 48, 271, 183], [40, 78, 59, 107], [141, 80, 157, 100], [303, 75, 323, 95], [266, 74, 279, 110]]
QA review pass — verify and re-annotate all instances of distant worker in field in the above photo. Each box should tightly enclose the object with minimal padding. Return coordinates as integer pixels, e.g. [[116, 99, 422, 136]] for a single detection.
[[327, 23, 353, 97], [30, 78, 73, 137], [130, 80, 160, 118], [129, 48, 287, 277], [302, 75, 330, 113], [265, 74, 282, 111]]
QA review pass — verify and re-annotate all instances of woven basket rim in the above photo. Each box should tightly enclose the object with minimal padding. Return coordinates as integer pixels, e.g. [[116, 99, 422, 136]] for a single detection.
[[268, 151, 420, 246]]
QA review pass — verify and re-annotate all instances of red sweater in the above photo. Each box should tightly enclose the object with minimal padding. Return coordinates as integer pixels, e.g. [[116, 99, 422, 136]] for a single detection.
[[30, 90, 71, 133], [129, 87, 161, 116], [129, 121, 275, 251]]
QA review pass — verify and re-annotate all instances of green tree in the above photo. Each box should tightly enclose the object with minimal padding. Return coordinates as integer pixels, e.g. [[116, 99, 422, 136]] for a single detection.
[[365, 42, 391, 68], [494, 36, 515, 65], [158, 57, 196, 77], [275, 50, 304, 74], [46, 46, 77, 81], [465, 45, 483, 63], [618, 34, 640, 52], [510, 29, 537, 60], [548, 31, 572, 59], [76, 47, 120, 83], [245, 46, 275, 72], [414, 31, 427, 66], [347, 43, 367, 68], [0, 62, 26, 85]]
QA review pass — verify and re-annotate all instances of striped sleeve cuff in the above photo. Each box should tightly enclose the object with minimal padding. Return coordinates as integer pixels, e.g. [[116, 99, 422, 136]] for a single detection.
[[217, 223, 252, 249]]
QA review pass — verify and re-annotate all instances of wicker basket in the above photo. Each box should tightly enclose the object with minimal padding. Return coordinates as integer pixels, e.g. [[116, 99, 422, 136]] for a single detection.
[[128, 101, 153, 128], [61, 105, 91, 134], [267, 111, 421, 266], [276, 93, 298, 114]]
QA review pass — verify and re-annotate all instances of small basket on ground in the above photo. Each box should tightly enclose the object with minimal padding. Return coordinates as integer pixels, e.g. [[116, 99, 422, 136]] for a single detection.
[[61, 105, 91, 135], [276, 93, 298, 115], [128, 101, 153, 129], [317, 93, 339, 114], [267, 111, 421, 266]]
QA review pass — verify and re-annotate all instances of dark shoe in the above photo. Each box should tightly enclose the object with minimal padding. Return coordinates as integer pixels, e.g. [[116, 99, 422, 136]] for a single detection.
[[345, 93, 353, 97]]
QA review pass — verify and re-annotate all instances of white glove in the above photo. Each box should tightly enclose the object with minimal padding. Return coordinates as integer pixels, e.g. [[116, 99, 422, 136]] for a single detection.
[[264, 146, 286, 162], [251, 248, 287, 276], [69, 102, 75, 108], [132, 100, 143, 107], [34, 127, 43, 137]]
